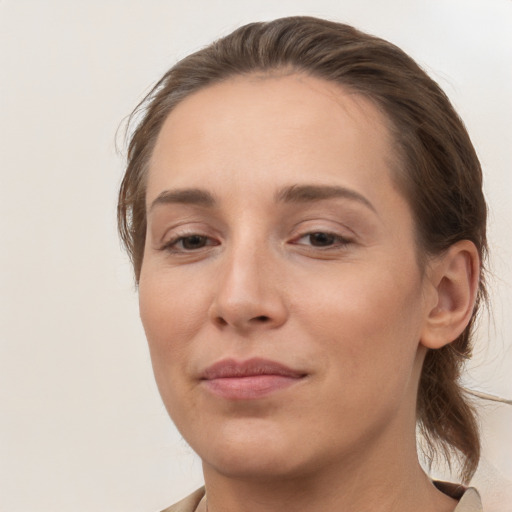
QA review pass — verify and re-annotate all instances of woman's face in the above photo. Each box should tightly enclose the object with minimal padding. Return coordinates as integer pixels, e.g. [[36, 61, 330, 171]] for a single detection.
[[139, 74, 434, 480]]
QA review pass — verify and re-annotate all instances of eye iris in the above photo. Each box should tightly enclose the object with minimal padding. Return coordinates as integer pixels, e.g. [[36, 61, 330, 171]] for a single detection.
[[310, 232, 335, 246], [182, 235, 207, 249]]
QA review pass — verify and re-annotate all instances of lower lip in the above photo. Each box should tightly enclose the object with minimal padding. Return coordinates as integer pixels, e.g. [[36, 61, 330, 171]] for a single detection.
[[202, 375, 302, 400]]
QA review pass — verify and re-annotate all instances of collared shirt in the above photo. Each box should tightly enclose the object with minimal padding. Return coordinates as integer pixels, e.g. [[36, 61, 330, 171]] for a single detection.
[[160, 484, 483, 512]]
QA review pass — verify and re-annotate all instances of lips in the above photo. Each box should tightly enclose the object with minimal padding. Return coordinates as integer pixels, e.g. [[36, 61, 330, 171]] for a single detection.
[[200, 358, 306, 400]]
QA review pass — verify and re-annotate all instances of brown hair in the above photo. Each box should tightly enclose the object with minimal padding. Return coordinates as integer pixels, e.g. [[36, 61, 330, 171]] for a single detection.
[[118, 16, 487, 482]]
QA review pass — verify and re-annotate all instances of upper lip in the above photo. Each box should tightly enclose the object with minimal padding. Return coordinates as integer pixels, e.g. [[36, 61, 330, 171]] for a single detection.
[[200, 358, 306, 380]]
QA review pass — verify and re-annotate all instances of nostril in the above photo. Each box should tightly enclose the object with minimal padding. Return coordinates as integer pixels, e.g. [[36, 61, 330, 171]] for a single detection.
[[253, 315, 270, 323], [215, 317, 229, 327]]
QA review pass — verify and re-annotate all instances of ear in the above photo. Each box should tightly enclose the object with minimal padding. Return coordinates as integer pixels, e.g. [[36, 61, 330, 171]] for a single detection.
[[420, 240, 480, 349]]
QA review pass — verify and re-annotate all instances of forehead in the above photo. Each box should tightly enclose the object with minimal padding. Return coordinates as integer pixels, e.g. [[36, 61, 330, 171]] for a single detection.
[[147, 73, 398, 202]]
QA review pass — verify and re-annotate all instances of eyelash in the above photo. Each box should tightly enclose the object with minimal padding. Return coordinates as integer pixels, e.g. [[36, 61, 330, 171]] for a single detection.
[[292, 231, 352, 249], [160, 230, 352, 254], [160, 234, 219, 253]]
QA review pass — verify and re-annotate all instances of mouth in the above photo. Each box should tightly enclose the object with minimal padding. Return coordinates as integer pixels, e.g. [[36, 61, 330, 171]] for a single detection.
[[200, 358, 307, 400]]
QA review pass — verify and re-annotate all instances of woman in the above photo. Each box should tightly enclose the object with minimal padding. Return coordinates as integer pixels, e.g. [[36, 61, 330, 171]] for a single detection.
[[118, 17, 486, 512]]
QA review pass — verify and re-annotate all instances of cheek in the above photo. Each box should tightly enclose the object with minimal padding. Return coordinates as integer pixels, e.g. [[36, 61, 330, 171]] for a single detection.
[[138, 270, 209, 374], [293, 260, 425, 387], [138, 272, 209, 424], [140, 262, 208, 328]]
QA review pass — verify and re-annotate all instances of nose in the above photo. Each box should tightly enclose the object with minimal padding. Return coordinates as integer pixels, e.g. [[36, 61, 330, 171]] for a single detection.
[[208, 241, 288, 332]]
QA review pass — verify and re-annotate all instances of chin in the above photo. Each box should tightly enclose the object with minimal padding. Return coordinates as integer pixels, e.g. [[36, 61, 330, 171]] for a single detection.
[[204, 448, 310, 483], [189, 418, 313, 481]]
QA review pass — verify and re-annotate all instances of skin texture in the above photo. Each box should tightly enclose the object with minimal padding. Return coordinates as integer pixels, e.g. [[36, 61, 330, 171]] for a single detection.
[[139, 74, 477, 512]]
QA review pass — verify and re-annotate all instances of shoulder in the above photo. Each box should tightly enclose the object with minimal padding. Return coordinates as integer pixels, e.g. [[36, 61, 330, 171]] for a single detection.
[[434, 481, 483, 512], [454, 488, 483, 512], [159, 487, 206, 512]]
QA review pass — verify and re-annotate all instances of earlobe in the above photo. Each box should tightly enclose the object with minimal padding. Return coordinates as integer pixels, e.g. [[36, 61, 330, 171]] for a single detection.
[[420, 240, 480, 350]]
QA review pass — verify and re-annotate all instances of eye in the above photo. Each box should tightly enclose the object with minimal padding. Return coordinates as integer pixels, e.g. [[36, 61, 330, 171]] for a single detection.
[[161, 234, 219, 253], [179, 235, 209, 250], [306, 232, 336, 247], [294, 231, 351, 248]]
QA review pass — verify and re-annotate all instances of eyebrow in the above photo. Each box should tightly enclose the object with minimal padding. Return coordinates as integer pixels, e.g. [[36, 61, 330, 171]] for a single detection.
[[275, 184, 377, 213], [149, 188, 216, 211], [149, 184, 376, 214]]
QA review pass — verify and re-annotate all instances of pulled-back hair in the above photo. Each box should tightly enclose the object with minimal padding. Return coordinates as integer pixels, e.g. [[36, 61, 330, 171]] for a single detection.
[[118, 16, 487, 482]]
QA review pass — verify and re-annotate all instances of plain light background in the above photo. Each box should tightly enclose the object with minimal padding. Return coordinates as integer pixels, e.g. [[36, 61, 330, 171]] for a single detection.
[[1, 1, 511, 510]]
